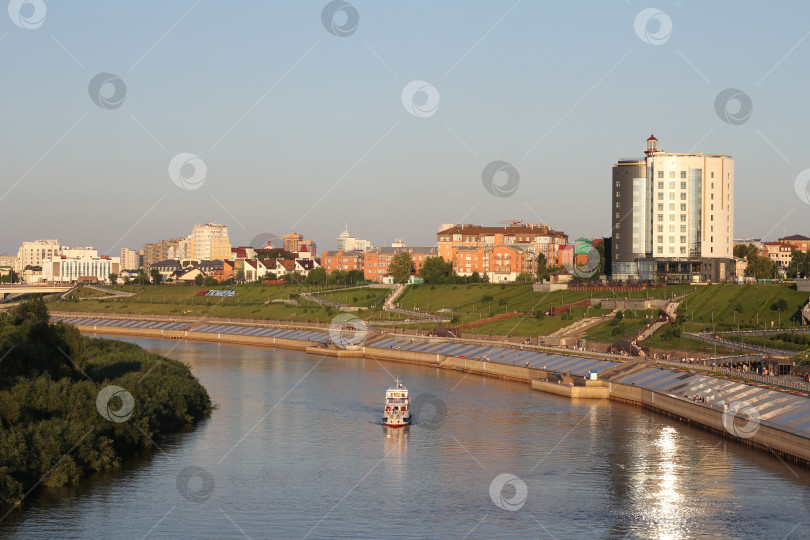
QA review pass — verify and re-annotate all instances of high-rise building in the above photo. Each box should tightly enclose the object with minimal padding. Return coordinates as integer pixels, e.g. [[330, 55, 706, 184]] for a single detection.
[[283, 230, 303, 253], [189, 223, 231, 261], [299, 239, 317, 258], [143, 238, 181, 269], [168, 237, 191, 260], [336, 225, 373, 252], [15, 239, 61, 272], [611, 135, 734, 282], [120, 248, 142, 271]]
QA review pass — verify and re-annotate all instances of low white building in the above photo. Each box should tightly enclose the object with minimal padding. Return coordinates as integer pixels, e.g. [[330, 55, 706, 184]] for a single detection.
[[43, 247, 120, 284]]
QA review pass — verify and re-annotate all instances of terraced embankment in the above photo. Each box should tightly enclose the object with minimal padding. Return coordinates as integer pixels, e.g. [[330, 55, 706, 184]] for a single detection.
[[56, 312, 810, 466]]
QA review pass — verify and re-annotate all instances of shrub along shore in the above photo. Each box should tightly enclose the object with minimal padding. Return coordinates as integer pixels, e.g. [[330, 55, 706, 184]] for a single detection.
[[0, 298, 212, 508]]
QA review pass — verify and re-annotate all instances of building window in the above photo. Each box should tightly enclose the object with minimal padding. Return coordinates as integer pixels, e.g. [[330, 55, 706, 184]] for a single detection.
[[658, 181, 664, 189], [680, 193, 686, 200], [711, 172, 714, 178], [669, 246, 675, 253], [658, 171, 664, 178], [669, 235, 675, 243], [669, 193, 675, 200], [669, 171, 675, 178], [680, 214, 686, 222], [711, 215, 714, 221], [657, 246, 663, 254], [681, 171, 686, 178], [669, 225, 675, 232], [669, 182, 675, 189], [669, 214, 675, 222], [658, 193, 663, 200], [680, 204, 686, 211], [657, 236, 663, 243], [681, 181, 687, 189], [680, 246, 687, 254], [657, 225, 663, 232], [658, 203, 664, 211], [616, 202, 620, 208], [658, 214, 663, 222], [669, 204, 675, 211], [680, 236, 686, 243]]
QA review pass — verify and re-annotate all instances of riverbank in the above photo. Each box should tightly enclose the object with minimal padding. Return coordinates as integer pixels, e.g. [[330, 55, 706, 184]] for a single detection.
[[0, 301, 212, 510], [62, 313, 810, 467]]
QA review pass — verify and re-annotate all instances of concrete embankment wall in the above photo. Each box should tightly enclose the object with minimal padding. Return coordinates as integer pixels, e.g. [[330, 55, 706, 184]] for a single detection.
[[609, 382, 810, 464], [75, 323, 810, 465], [75, 325, 315, 351]]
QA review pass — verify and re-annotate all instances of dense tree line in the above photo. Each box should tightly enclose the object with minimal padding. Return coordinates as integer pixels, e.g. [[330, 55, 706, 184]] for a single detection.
[[0, 298, 212, 507]]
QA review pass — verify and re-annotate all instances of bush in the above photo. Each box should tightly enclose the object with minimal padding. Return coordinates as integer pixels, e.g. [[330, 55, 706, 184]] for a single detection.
[[481, 295, 494, 303], [0, 302, 212, 507]]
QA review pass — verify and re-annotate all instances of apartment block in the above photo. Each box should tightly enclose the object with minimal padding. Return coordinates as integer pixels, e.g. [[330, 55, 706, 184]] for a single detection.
[[611, 135, 735, 282], [364, 247, 437, 283]]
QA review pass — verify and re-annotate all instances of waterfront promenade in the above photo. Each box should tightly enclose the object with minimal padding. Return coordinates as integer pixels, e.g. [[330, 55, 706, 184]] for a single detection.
[[54, 312, 810, 466]]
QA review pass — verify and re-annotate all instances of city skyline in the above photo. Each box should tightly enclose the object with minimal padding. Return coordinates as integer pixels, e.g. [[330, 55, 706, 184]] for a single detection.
[[2, 2, 810, 256]]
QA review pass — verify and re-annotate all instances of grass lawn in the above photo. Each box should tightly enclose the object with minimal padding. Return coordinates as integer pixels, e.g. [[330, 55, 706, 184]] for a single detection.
[[46, 283, 810, 348], [315, 287, 388, 308], [678, 283, 808, 331], [64, 287, 115, 299], [584, 310, 659, 343]]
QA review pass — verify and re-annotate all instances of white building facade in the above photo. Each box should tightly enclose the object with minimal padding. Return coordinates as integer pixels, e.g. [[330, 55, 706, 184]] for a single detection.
[[611, 135, 734, 282], [120, 248, 142, 271], [189, 223, 230, 260], [15, 239, 61, 273], [43, 247, 120, 284]]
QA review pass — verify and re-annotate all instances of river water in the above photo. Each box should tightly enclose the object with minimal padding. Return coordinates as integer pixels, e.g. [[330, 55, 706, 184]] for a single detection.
[[2, 336, 809, 539]]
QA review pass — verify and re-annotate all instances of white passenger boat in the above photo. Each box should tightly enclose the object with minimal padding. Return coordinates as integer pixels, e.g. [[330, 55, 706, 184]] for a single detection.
[[383, 378, 411, 427]]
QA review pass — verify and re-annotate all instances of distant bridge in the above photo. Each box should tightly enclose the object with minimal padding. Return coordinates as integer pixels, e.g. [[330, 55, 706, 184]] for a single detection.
[[0, 284, 75, 301]]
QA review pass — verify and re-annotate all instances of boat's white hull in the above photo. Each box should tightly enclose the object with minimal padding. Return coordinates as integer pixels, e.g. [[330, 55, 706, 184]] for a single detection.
[[383, 418, 410, 428]]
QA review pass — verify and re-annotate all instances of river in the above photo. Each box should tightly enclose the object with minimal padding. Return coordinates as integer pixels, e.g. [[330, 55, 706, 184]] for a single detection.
[[2, 336, 809, 539]]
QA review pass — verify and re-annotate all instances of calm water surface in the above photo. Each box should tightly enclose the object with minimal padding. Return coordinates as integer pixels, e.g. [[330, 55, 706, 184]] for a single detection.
[[2, 336, 809, 539]]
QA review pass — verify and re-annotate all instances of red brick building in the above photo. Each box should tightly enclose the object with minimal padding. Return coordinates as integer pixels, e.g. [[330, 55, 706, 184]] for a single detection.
[[319, 250, 364, 273], [364, 247, 437, 283]]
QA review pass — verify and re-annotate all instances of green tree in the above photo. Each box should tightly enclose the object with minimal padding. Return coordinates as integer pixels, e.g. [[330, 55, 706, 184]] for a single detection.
[[194, 274, 204, 286], [283, 272, 302, 284], [108, 273, 118, 285], [11, 296, 49, 326], [420, 256, 453, 284], [149, 269, 162, 285], [306, 267, 327, 285], [747, 254, 778, 279], [788, 250, 809, 279], [0, 270, 19, 283], [328, 270, 345, 285], [203, 276, 218, 286], [346, 269, 365, 284], [236, 269, 245, 282], [515, 272, 535, 283], [535, 253, 548, 281], [389, 252, 414, 283]]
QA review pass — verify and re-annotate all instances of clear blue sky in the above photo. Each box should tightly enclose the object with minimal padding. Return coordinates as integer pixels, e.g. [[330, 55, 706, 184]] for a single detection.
[[2, 0, 809, 255]]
